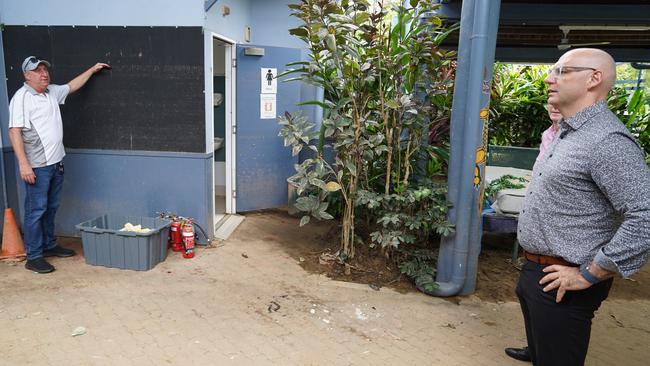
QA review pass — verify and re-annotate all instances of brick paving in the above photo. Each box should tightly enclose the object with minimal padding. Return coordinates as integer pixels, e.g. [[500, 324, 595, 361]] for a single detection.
[[1, 213, 648, 365]]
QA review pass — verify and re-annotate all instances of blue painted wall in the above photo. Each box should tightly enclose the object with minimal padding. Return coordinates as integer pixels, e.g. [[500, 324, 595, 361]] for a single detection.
[[3, 150, 212, 237], [249, 0, 303, 49], [235, 44, 301, 212], [250, 1, 323, 130], [0, 34, 11, 231], [0, 0, 204, 26], [0, 0, 318, 238], [56, 150, 212, 237], [204, 0, 253, 43]]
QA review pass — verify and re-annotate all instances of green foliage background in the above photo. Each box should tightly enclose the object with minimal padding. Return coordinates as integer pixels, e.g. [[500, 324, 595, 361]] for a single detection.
[[489, 63, 650, 162]]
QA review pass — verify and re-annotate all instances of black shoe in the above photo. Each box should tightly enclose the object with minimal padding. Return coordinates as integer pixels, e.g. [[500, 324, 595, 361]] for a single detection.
[[505, 347, 532, 362], [43, 245, 76, 258], [25, 258, 55, 273]]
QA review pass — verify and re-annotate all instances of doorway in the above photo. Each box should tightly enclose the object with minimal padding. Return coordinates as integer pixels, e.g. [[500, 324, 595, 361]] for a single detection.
[[211, 35, 236, 230]]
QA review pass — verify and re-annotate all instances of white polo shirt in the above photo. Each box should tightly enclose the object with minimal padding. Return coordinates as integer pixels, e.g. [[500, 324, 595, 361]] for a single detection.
[[8, 83, 69, 167]]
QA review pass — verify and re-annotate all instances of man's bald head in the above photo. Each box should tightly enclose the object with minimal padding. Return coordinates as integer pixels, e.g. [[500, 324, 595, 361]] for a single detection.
[[561, 48, 617, 92], [546, 48, 617, 118]]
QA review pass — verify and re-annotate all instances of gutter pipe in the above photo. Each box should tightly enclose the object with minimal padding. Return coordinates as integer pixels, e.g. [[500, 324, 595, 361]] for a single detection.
[[461, 0, 501, 295], [427, 0, 500, 296]]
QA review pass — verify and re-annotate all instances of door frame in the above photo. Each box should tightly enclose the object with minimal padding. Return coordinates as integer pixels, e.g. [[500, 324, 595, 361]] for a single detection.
[[208, 32, 237, 228]]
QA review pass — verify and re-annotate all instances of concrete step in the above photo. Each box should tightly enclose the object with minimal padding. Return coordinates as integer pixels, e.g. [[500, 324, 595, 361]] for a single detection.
[[214, 214, 245, 240]]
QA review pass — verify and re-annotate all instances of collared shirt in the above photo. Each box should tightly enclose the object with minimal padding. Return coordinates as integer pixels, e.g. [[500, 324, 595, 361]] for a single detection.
[[535, 122, 560, 164], [8, 82, 70, 167], [518, 100, 650, 277]]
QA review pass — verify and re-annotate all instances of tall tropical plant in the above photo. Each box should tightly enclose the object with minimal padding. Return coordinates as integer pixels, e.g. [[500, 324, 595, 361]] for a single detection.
[[279, 0, 456, 260]]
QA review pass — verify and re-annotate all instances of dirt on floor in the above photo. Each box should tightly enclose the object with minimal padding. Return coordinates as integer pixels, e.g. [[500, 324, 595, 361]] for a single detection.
[[244, 209, 650, 303]]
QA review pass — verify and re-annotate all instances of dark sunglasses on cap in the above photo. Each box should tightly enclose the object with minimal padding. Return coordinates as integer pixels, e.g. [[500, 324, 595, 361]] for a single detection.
[[22, 56, 51, 73]]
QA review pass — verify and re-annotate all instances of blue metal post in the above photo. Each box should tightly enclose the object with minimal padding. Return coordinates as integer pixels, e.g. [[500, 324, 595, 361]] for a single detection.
[[434, 0, 474, 284], [430, 0, 500, 296], [460, 0, 501, 295]]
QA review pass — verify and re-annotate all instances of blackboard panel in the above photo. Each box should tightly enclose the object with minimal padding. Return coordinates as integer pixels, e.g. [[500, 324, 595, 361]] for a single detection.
[[2, 26, 205, 153]]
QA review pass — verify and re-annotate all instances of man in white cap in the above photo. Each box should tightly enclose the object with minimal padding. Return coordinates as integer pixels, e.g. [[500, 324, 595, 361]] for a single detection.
[[8, 56, 110, 273]]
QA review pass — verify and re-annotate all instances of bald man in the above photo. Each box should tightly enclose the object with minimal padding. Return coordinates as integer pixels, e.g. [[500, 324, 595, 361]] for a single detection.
[[505, 49, 650, 365]]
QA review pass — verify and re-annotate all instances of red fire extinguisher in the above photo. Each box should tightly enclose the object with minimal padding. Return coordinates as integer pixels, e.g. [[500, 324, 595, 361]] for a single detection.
[[169, 218, 183, 252], [181, 219, 195, 259]]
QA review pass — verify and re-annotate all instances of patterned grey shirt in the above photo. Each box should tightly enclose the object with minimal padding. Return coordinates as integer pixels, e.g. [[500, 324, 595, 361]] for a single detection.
[[517, 100, 650, 277]]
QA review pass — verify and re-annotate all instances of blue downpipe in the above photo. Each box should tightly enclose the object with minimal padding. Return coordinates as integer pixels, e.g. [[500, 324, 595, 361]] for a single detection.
[[460, 0, 501, 295], [434, 0, 474, 285], [430, 0, 495, 296]]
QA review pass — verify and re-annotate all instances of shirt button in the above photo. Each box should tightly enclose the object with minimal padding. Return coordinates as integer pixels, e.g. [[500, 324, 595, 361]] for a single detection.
[[549, 154, 553, 158]]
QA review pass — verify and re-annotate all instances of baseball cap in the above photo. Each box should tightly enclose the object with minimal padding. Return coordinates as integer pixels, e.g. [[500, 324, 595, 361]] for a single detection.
[[21, 56, 51, 73]]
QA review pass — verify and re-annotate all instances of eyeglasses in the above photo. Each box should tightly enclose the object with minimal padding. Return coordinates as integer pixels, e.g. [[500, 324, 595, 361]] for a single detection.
[[547, 65, 597, 78]]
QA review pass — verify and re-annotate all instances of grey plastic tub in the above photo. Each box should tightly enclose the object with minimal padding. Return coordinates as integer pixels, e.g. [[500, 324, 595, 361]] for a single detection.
[[76, 215, 171, 271]]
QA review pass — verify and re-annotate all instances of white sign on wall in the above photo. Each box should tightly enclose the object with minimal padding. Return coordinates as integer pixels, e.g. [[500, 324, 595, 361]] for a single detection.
[[261, 68, 277, 94], [260, 94, 277, 119]]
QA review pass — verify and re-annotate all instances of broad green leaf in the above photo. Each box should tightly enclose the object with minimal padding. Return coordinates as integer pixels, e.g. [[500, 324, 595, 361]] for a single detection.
[[325, 34, 337, 50], [288, 27, 309, 37], [291, 144, 302, 156], [345, 161, 357, 176], [320, 211, 334, 220], [325, 181, 342, 192], [385, 100, 400, 109], [310, 178, 327, 190], [300, 215, 311, 226]]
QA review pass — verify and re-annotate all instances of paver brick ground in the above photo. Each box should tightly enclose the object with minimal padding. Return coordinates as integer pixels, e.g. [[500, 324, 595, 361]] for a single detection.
[[1, 212, 648, 365]]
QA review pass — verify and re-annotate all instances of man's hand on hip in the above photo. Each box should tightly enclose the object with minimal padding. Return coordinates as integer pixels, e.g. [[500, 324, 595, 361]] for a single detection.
[[540, 265, 591, 303], [19, 163, 35, 185]]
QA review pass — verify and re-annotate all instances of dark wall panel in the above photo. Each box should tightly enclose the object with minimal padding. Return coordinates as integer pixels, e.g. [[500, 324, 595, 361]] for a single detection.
[[2, 26, 205, 152]]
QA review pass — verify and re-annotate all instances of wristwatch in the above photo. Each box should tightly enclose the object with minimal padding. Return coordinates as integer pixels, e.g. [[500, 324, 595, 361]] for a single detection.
[[580, 262, 600, 285]]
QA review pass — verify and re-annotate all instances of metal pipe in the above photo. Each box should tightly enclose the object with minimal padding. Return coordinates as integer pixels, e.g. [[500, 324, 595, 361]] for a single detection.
[[461, 0, 501, 295], [433, 0, 474, 284], [429, 0, 496, 297]]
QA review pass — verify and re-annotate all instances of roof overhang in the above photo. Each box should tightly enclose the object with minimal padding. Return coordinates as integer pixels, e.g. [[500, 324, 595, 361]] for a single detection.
[[438, 0, 650, 63]]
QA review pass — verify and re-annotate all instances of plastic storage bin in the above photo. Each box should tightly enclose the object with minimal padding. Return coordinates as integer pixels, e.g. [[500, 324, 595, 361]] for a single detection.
[[76, 214, 171, 271]]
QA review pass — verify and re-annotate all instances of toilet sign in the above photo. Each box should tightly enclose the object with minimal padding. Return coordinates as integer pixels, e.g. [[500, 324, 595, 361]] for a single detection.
[[260, 67, 278, 119], [261, 68, 277, 94], [260, 94, 276, 119]]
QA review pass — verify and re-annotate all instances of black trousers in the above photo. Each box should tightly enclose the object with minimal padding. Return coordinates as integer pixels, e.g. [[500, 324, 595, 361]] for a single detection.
[[516, 260, 613, 366]]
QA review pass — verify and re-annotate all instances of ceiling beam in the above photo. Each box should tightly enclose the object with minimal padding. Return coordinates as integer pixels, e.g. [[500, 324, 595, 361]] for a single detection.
[[440, 3, 650, 25], [492, 47, 650, 63]]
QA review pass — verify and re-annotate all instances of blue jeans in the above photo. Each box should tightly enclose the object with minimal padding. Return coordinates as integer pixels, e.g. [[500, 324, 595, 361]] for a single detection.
[[23, 162, 64, 260]]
